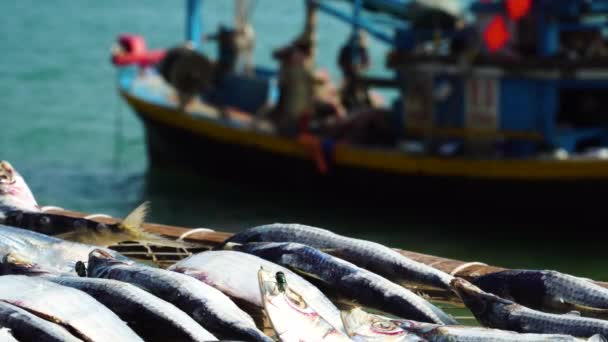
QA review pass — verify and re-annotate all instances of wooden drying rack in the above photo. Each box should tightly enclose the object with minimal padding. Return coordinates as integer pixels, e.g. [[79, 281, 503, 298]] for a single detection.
[[44, 208, 608, 291]]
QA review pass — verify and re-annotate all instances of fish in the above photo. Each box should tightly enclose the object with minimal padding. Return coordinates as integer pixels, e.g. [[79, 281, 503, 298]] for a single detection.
[[258, 267, 351, 342], [86, 249, 267, 342], [0, 161, 39, 221], [0, 275, 143, 342], [0, 224, 128, 275], [234, 242, 457, 325], [168, 250, 347, 335], [342, 307, 607, 342], [472, 269, 608, 318], [0, 253, 216, 342], [220, 223, 454, 290], [452, 277, 608, 338], [4, 202, 187, 248], [0, 300, 83, 342]]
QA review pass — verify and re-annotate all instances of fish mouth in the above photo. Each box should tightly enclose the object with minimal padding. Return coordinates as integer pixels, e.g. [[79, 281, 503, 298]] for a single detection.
[[451, 277, 497, 301]]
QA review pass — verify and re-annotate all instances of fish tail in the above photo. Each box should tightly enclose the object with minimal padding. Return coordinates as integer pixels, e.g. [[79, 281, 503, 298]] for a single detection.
[[118, 201, 149, 236], [116, 202, 193, 248]]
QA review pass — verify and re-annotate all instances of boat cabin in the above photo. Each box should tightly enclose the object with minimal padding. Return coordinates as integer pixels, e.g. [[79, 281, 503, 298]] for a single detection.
[[388, 0, 608, 158]]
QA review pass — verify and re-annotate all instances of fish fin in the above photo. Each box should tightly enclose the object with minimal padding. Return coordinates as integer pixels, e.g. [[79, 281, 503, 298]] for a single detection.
[[59, 203, 194, 248], [112, 202, 194, 248]]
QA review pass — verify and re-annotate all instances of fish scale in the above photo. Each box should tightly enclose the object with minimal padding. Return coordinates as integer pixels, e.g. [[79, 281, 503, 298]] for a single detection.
[[453, 278, 608, 339], [343, 307, 605, 341], [473, 270, 608, 317], [46, 276, 216, 342], [0, 275, 143, 342], [0, 300, 83, 342], [0, 224, 127, 275], [86, 249, 268, 342], [169, 250, 347, 335], [222, 223, 454, 290], [235, 242, 457, 325]]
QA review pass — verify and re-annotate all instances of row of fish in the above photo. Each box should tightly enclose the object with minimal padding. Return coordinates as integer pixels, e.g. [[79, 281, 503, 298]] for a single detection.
[[1, 160, 608, 341]]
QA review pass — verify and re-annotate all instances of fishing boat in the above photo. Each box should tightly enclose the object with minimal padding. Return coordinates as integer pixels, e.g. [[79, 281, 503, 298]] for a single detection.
[[111, 0, 608, 207]]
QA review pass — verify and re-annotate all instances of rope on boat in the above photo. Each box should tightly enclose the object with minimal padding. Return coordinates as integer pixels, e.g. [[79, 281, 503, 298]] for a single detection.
[[40, 206, 65, 212], [84, 213, 113, 220], [177, 227, 216, 241], [449, 262, 488, 276]]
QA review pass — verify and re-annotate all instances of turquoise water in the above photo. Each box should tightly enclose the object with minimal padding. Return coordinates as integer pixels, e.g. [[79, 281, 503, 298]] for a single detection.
[[1, 1, 605, 280]]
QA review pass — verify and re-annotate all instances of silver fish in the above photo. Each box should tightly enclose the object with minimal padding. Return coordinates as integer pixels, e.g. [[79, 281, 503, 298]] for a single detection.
[[0, 275, 143, 342], [234, 242, 456, 325], [0, 250, 217, 342], [4, 202, 188, 249], [221, 223, 453, 290], [86, 249, 265, 342], [452, 278, 608, 338], [342, 307, 606, 342], [0, 224, 127, 275], [0, 300, 82, 342], [258, 267, 351, 342], [473, 270, 608, 318], [168, 250, 347, 335], [50, 276, 217, 342]]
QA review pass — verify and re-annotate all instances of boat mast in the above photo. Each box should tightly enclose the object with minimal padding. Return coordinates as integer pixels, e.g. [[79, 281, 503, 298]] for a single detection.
[[186, 0, 203, 50]]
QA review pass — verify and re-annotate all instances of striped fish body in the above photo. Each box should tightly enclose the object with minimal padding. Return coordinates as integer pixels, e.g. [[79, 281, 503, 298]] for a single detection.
[[47, 276, 215, 342], [0, 301, 82, 342], [0, 225, 126, 275], [453, 278, 608, 339], [169, 250, 347, 335], [0, 275, 143, 342], [235, 242, 457, 325], [223, 224, 454, 290], [86, 249, 266, 342], [473, 270, 608, 317]]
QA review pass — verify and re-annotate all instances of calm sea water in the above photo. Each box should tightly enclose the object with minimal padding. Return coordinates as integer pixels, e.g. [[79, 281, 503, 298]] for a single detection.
[[1, 1, 605, 280]]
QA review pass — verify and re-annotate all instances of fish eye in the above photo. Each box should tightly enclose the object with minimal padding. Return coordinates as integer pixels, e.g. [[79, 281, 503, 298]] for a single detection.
[[284, 290, 315, 315], [286, 291, 307, 309], [371, 320, 404, 335]]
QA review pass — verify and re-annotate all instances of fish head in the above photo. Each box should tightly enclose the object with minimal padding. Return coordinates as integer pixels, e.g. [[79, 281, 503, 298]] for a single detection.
[[0, 161, 38, 212], [340, 308, 424, 341], [216, 226, 266, 249], [87, 248, 128, 274], [451, 278, 511, 316], [258, 267, 349, 341], [0, 252, 51, 276]]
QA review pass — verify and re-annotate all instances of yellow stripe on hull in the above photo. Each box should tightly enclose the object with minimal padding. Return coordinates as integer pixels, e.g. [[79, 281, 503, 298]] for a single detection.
[[122, 91, 608, 181]]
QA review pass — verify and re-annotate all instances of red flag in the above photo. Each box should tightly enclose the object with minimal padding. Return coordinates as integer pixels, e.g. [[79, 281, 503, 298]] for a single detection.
[[483, 15, 510, 52], [506, 0, 532, 21]]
